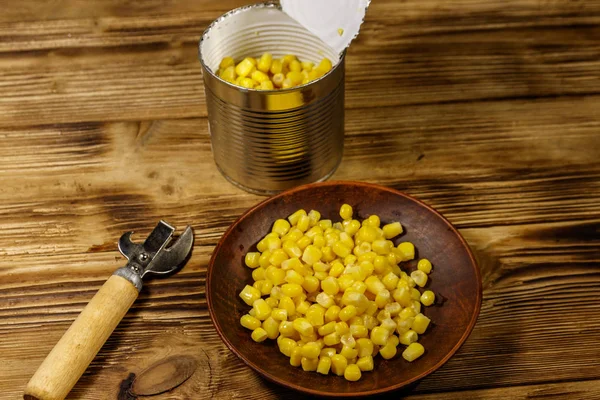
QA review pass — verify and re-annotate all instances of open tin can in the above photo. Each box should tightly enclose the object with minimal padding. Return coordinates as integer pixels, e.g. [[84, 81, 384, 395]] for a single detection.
[[199, 2, 345, 195]]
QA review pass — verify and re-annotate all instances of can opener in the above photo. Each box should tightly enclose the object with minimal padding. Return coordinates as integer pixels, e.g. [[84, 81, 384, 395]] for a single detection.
[[24, 221, 194, 400]]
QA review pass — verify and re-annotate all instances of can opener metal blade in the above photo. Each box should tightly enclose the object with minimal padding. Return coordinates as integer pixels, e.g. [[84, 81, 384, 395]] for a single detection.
[[24, 221, 194, 400]]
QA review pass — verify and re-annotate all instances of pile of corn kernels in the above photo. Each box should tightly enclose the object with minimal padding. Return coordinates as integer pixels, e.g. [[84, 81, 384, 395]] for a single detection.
[[217, 53, 333, 90], [239, 204, 435, 381]]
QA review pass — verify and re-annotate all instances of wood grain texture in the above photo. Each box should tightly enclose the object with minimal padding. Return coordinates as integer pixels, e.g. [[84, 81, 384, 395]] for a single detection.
[[1, 0, 599, 399]]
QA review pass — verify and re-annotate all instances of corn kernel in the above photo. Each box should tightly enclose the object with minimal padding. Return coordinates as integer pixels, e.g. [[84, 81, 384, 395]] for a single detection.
[[239, 285, 261, 306], [329, 262, 344, 278], [399, 330, 418, 346], [325, 305, 341, 322], [301, 341, 321, 359], [329, 241, 349, 258], [335, 321, 350, 335], [262, 316, 280, 339], [306, 304, 325, 326], [341, 291, 369, 315], [280, 242, 301, 259], [239, 77, 256, 89], [330, 354, 348, 376], [251, 267, 266, 282], [296, 300, 310, 316], [418, 258, 432, 274], [251, 327, 268, 342], [411, 287, 421, 299], [371, 239, 391, 255], [397, 242, 415, 261], [396, 317, 414, 335], [309, 355, 331, 376], [244, 252, 261, 269], [421, 290, 435, 306], [413, 313, 431, 334], [285, 70, 303, 86], [305, 226, 322, 239], [349, 324, 368, 339], [292, 317, 314, 336], [380, 317, 397, 332], [373, 256, 388, 274], [265, 296, 279, 309], [281, 283, 303, 298], [371, 326, 389, 346], [258, 251, 271, 268], [365, 276, 386, 295], [288, 236, 306, 252], [357, 251, 376, 264], [297, 61, 313, 71], [355, 338, 374, 358], [384, 302, 402, 317], [402, 342, 425, 362], [411, 270, 428, 287], [278, 337, 297, 357], [317, 58, 333, 73], [316, 321, 335, 336], [255, 52, 272, 73], [271, 307, 288, 321], [339, 204, 353, 220], [332, 221, 344, 231], [313, 271, 327, 281], [320, 330, 339, 345], [219, 56, 235, 69], [301, 356, 318, 371], [366, 302, 378, 317], [289, 346, 303, 366], [356, 355, 374, 372], [377, 309, 391, 322], [279, 295, 296, 317], [343, 219, 360, 236], [259, 280, 274, 296], [268, 218, 290, 236], [387, 253, 399, 266], [279, 321, 296, 337], [270, 58, 284, 75], [375, 289, 391, 308], [313, 234, 326, 248], [339, 305, 357, 322], [356, 226, 378, 243], [266, 266, 286, 286], [284, 269, 304, 286], [380, 273, 399, 292], [379, 342, 397, 360], [312, 293, 332, 310], [269, 249, 288, 267], [302, 245, 322, 265], [381, 221, 403, 239], [393, 287, 412, 307], [265, 237, 282, 251], [308, 68, 325, 81], [240, 314, 261, 330], [340, 345, 358, 360], [344, 363, 361, 381], [300, 276, 318, 293]]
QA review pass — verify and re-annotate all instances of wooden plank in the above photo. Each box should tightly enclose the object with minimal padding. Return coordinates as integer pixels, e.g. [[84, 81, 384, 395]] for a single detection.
[[0, 1, 599, 127]]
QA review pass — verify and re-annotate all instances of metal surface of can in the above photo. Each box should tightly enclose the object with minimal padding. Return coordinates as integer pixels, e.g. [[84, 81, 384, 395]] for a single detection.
[[199, 3, 345, 195]]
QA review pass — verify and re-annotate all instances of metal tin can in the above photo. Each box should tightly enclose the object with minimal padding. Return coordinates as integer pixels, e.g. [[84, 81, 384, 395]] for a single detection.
[[199, 2, 345, 195]]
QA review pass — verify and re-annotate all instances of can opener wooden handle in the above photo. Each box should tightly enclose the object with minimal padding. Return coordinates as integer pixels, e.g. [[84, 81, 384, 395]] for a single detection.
[[24, 221, 194, 400]]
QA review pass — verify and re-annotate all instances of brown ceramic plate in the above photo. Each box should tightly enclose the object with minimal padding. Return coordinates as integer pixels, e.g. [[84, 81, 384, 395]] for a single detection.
[[207, 181, 482, 397]]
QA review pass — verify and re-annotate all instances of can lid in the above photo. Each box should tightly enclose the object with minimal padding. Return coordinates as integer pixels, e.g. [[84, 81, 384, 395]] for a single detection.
[[280, 0, 371, 56]]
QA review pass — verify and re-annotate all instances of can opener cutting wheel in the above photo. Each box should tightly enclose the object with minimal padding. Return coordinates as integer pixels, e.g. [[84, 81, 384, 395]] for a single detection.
[[24, 221, 194, 400]]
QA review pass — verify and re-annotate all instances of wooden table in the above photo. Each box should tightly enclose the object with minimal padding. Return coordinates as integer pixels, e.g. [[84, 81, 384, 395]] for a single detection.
[[2, 0, 599, 398]]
